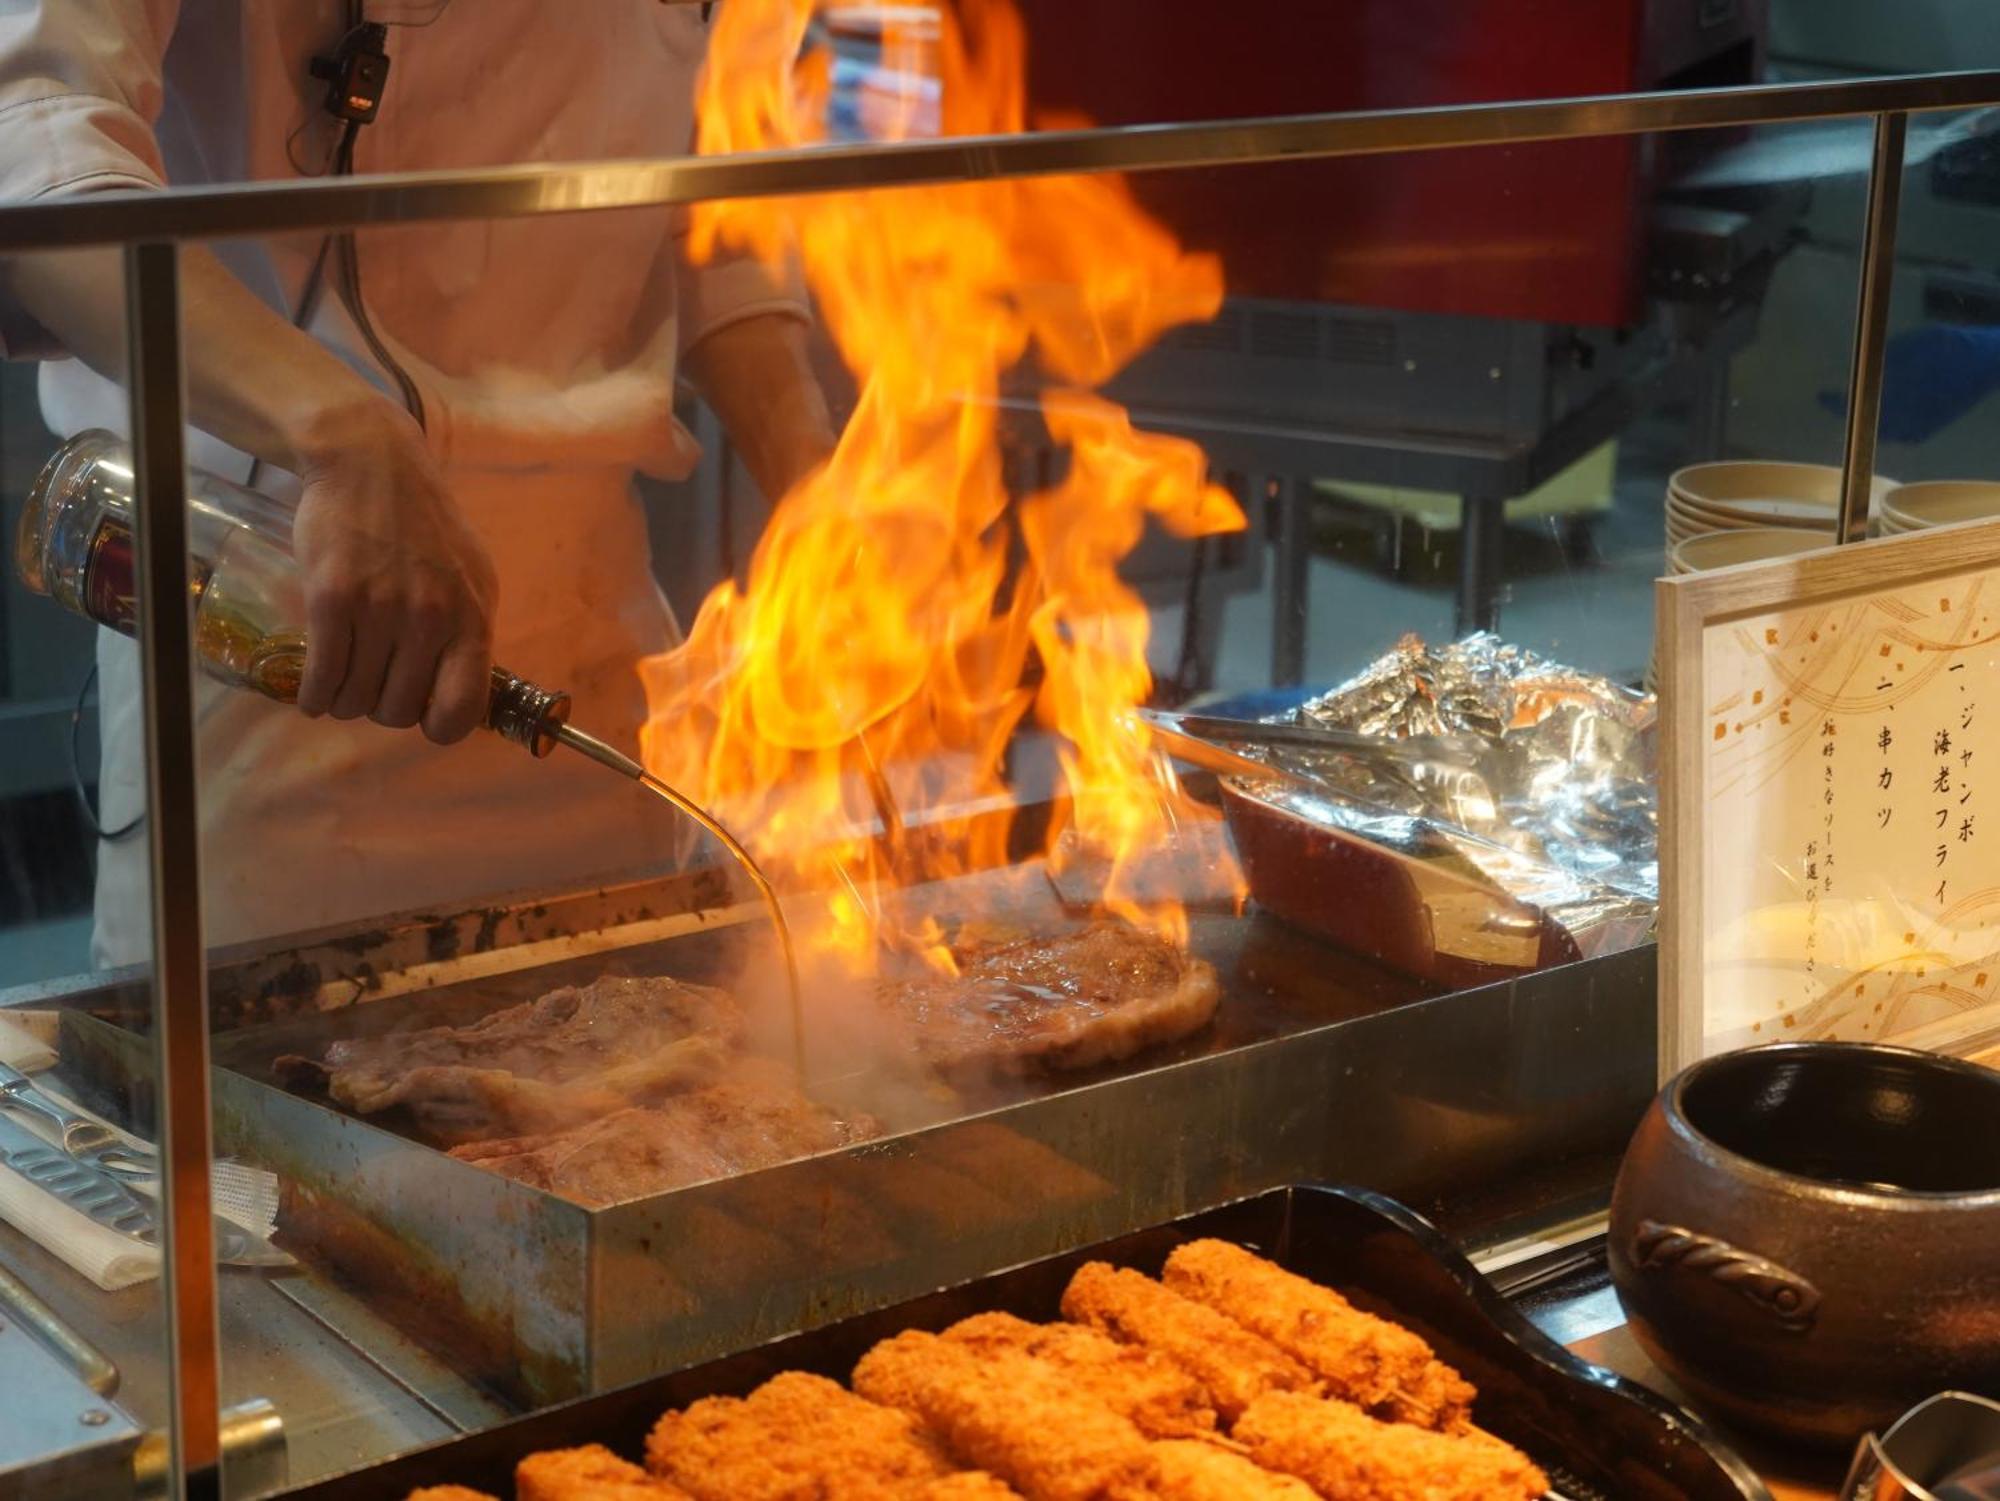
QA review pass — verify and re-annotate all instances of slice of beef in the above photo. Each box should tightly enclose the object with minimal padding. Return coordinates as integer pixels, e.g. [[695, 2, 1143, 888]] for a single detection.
[[879, 922, 1220, 1081], [275, 974, 742, 1143], [448, 1060, 879, 1207]]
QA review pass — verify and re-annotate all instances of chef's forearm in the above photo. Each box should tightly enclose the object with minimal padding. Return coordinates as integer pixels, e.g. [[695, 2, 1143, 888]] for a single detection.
[[5, 245, 413, 470], [682, 312, 838, 501]]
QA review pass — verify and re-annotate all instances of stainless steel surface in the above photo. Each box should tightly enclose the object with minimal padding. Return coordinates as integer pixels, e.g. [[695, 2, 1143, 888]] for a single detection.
[[149, 900, 1656, 1410], [267, 1278, 507, 1436], [10, 921, 1649, 1491], [134, 1402, 287, 1501], [1839, 112, 1909, 546], [0, 1260, 119, 1396], [0, 1300, 144, 1501], [1839, 1392, 2000, 1501], [0, 1110, 153, 1237], [0, 1060, 155, 1177], [0, 1206, 452, 1499], [127, 240, 222, 1491], [0, 75, 1992, 252], [1525, 1283, 1628, 1353]]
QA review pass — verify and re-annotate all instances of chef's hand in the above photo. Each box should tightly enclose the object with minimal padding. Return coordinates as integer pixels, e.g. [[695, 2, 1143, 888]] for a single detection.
[[291, 405, 498, 744]]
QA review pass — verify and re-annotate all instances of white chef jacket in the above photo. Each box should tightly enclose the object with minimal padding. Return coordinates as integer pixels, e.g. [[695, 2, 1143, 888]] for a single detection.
[[0, 0, 807, 965]]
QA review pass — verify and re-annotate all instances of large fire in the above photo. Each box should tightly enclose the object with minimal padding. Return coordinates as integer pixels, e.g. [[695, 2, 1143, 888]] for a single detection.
[[638, 0, 1245, 970]]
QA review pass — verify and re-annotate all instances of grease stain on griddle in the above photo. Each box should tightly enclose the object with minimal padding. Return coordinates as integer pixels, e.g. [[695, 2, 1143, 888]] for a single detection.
[[253, 959, 323, 1015], [472, 907, 506, 953], [426, 918, 463, 964]]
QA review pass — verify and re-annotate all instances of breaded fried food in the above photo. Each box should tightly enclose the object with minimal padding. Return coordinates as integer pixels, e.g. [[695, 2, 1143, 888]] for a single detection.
[[1235, 1393, 1548, 1501], [1061, 1262, 1319, 1422], [518, 1445, 695, 1501], [646, 1371, 952, 1499], [406, 1489, 498, 1501], [922, 1476, 1025, 1499], [941, 1312, 1216, 1439], [1149, 1439, 1319, 1499], [854, 1330, 1158, 1501], [1162, 1240, 1476, 1430]]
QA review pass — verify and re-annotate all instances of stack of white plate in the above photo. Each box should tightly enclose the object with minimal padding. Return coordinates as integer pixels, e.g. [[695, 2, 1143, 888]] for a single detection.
[[1647, 527, 1837, 692], [1878, 480, 2000, 535], [1666, 460, 1895, 550]]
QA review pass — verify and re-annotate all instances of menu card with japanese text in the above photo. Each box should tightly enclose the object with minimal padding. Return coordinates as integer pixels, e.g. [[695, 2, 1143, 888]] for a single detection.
[[1700, 567, 2000, 1058]]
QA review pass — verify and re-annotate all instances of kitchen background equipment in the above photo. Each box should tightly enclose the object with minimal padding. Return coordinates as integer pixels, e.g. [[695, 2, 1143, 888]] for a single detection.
[[1000, 0, 1789, 649], [1609, 1042, 2000, 1449]]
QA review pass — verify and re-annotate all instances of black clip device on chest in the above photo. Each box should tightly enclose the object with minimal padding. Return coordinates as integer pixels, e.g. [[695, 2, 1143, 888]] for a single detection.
[[309, 21, 391, 126]]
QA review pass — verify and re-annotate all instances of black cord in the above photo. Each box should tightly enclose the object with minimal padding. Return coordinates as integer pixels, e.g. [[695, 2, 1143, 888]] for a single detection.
[[71, 662, 142, 843], [329, 122, 427, 432]]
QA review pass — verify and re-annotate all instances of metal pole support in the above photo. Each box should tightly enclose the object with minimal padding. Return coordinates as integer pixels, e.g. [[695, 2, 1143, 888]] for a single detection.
[[1837, 111, 1908, 544], [125, 240, 222, 1501]]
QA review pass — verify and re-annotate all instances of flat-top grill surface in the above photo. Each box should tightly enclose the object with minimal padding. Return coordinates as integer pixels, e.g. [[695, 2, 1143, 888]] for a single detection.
[[58, 854, 1655, 1414]]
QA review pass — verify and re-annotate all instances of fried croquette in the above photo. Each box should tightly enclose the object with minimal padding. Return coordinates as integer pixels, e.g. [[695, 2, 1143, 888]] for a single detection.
[[854, 1330, 1158, 1501], [1162, 1240, 1475, 1430], [1148, 1439, 1320, 1499], [1235, 1392, 1548, 1501], [646, 1371, 952, 1499], [1061, 1262, 1320, 1423], [941, 1312, 1216, 1438], [517, 1444, 695, 1501]]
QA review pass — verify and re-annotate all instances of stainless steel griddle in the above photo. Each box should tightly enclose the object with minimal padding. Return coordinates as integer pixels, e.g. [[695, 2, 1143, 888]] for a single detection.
[[36, 852, 1656, 1412]]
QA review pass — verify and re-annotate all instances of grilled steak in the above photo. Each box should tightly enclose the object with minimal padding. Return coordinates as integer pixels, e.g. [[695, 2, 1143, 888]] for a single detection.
[[879, 922, 1221, 1080], [275, 974, 741, 1144], [448, 1060, 879, 1207]]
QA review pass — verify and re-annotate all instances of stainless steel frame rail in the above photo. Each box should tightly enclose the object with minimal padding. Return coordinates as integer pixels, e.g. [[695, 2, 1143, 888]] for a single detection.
[[0, 66, 1991, 1499]]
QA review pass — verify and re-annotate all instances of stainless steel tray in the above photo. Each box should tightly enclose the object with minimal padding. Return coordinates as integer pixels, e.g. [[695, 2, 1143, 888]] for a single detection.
[[51, 866, 1658, 1411]]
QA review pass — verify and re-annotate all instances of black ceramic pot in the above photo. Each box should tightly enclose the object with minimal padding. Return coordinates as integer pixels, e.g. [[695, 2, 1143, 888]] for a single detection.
[[1609, 1042, 2000, 1449]]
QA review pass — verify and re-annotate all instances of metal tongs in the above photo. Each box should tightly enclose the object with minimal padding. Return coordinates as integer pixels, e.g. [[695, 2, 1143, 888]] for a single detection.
[[0, 1060, 154, 1179], [1141, 708, 1485, 782]]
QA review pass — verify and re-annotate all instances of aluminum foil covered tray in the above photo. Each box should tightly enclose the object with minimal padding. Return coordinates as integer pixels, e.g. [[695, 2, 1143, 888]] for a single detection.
[[1219, 634, 1657, 986]]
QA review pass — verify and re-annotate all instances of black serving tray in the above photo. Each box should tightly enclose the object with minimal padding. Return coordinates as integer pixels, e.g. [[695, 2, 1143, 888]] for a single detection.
[[285, 1184, 1771, 1501]]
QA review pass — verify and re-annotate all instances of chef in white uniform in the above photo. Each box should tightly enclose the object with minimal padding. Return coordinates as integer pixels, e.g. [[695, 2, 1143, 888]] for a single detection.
[[0, 2, 836, 966]]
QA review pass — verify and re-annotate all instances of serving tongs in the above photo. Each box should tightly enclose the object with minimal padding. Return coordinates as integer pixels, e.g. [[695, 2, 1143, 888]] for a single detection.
[[0, 1060, 154, 1179], [1141, 708, 1486, 781]]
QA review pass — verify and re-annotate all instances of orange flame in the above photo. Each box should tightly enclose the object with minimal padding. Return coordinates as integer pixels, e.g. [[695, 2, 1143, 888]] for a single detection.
[[639, 0, 1244, 969]]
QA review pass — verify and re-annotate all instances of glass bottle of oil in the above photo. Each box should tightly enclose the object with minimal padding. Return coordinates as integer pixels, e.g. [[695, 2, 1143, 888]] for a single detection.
[[14, 430, 568, 754]]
